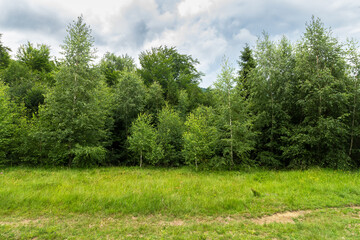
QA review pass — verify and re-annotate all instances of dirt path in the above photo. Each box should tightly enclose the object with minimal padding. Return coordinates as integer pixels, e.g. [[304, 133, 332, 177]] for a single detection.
[[1, 205, 359, 227], [252, 205, 360, 225]]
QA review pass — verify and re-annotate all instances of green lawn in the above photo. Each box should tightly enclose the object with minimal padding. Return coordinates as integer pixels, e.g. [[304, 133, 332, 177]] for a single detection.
[[1, 167, 360, 239]]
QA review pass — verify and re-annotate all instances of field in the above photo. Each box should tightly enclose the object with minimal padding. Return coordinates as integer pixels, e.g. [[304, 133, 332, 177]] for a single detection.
[[1, 167, 360, 239]]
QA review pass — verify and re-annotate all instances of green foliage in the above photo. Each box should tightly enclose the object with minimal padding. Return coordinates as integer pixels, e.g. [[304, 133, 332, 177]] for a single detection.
[[1, 17, 360, 170], [157, 106, 184, 166], [183, 106, 219, 170], [71, 145, 107, 167], [237, 43, 256, 97], [144, 81, 165, 117], [249, 34, 295, 168], [287, 17, 350, 168], [0, 34, 11, 70], [100, 52, 136, 86], [38, 16, 110, 166], [1, 61, 33, 101], [17, 42, 54, 73], [113, 71, 146, 131], [110, 71, 146, 162], [0, 82, 15, 164], [346, 40, 360, 165], [128, 113, 163, 167], [214, 58, 255, 167], [138, 46, 202, 105]]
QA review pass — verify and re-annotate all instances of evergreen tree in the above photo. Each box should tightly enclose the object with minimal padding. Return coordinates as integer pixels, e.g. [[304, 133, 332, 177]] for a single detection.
[[237, 43, 256, 97]]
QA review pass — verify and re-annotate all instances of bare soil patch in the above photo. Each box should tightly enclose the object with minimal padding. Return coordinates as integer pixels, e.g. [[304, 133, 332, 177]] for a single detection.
[[253, 210, 311, 225]]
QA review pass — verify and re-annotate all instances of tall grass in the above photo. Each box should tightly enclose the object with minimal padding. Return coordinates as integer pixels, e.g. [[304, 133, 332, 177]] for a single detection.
[[1, 167, 360, 217]]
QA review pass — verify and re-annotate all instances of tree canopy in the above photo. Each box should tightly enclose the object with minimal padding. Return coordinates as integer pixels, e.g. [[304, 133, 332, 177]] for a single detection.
[[0, 16, 360, 170]]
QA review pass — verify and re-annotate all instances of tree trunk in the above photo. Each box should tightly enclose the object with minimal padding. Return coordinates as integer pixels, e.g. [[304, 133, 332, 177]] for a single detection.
[[228, 90, 234, 166], [68, 143, 72, 167], [270, 79, 274, 153], [349, 84, 357, 156], [140, 150, 143, 168]]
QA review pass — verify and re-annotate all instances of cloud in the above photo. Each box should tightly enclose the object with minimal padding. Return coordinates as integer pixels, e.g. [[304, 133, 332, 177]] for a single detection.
[[2, 0, 360, 87], [0, 0, 67, 35]]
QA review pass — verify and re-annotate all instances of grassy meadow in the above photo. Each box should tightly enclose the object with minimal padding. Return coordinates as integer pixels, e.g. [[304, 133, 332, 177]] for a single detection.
[[1, 167, 360, 239]]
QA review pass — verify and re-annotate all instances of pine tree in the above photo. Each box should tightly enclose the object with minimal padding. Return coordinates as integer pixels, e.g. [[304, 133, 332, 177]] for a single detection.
[[237, 43, 256, 97]]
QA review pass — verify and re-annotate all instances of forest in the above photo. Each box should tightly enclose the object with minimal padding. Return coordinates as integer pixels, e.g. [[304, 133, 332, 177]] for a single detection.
[[1, 16, 360, 170]]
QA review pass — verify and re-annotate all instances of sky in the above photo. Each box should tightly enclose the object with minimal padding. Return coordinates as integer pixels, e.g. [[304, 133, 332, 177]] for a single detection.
[[1, 0, 360, 87]]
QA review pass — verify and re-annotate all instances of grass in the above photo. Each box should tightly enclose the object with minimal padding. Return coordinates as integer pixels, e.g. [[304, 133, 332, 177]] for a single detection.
[[1, 167, 360, 239]]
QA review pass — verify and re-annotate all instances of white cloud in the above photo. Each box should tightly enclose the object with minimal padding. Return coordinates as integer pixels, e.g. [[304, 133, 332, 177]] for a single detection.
[[177, 0, 214, 17], [2, 0, 360, 87], [235, 28, 257, 43]]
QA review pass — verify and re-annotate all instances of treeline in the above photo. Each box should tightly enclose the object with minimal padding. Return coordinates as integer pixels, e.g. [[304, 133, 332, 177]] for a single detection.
[[0, 16, 360, 169]]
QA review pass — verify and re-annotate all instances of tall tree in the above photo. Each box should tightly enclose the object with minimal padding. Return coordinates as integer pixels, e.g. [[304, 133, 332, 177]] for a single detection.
[[100, 52, 136, 86], [214, 58, 236, 166], [110, 71, 146, 162], [289, 17, 350, 168], [237, 43, 256, 97], [214, 58, 255, 167], [346, 40, 360, 163], [138, 46, 202, 105], [249, 34, 294, 167], [38, 16, 110, 166], [0, 82, 15, 164], [0, 34, 11, 70]]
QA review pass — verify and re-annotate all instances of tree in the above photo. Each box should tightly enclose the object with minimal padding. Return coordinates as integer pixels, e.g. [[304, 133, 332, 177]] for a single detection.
[[248, 34, 291, 167], [110, 71, 146, 162], [157, 105, 184, 166], [288, 17, 350, 168], [17, 42, 54, 73], [214, 58, 255, 167], [183, 106, 218, 170], [138, 46, 202, 105], [214, 58, 236, 166], [237, 43, 256, 97], [0, 82, 15, 164], [144, 81, 165, 117], [128, 113, 162, 167], [100, 52, 136, 86], [0, 34, 11, 70], [38, 16, 110, 166], [346, 40, 360, 164]]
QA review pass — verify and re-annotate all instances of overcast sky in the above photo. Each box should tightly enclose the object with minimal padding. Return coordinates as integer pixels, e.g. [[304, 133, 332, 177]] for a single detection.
[[1, 0, 360, 87]]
